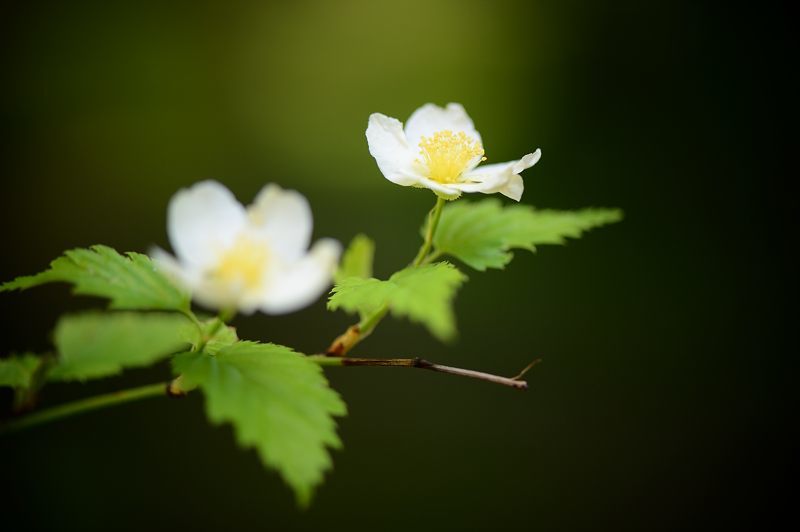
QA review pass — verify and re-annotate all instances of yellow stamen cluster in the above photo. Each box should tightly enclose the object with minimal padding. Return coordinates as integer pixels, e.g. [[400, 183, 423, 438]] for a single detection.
[[418, 130, 485, 184], [214, 235, 269, 290]]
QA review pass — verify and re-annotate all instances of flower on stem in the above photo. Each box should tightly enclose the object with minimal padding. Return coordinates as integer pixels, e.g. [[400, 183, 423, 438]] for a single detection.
[[366, 103, 541, 201], [152, 181, 340, 315]]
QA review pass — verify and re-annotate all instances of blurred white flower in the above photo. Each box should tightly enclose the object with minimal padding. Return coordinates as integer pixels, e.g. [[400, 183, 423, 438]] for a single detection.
[[152, 180, 340, 315], [366, 103, 541, 201]]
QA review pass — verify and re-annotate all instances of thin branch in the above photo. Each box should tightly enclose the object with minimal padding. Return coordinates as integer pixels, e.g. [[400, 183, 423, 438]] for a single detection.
[[2, 353, 535, 435], [310, 355, 531, 390], [327, 196, 446, 357], [418, 360, 529, 390], [510, 358, 542, 381]]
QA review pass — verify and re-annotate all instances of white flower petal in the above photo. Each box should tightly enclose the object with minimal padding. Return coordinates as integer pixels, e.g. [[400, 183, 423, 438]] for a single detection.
[[459, 162, 514, 188], [413, 176, 463, 200], [154, 229, 260, 312], [168, 180, 247, 270], [260, 238, 341, 315], [513, 150, 542, 173], [404, 103, 482, 147], [458, 149, 541, 202], [498, 174, 525, 202], [193, 280, 248, 314], [248, 184, 312, 262], [149, 246, 201, 290], [152, 245, 262, 313], [366, 113, 421, 186]]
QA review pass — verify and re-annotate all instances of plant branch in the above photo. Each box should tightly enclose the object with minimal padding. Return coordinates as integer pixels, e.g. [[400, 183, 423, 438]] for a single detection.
[[310, 355, 530, 390], [4, 197, 516, 436], [0, 382, 169, 435], [327, 196, 447, 356], [2, 353, 533, 435]]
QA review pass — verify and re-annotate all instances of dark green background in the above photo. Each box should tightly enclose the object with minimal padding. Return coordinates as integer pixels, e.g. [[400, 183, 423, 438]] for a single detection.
[[1, 1, 791, 530]]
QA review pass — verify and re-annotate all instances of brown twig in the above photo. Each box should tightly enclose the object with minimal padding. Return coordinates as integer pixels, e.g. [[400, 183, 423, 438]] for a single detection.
[[314, 356, 532, 390]]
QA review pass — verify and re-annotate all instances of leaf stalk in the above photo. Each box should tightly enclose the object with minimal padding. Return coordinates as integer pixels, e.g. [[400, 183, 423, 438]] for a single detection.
[[0, 382, 169, 435]]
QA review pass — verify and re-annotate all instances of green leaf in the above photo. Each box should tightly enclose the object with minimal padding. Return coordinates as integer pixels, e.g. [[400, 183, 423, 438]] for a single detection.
[[49, 312, 193, 382], [173, 342, 346, 506], [179, 317, 239, 356], [329, 262, 467, 341], [433, 199, 623, 271], [328, 277, 392, 319], [0, 245, 190, 311], [334, 234, 375, 283], [0, 353, 42, 389]]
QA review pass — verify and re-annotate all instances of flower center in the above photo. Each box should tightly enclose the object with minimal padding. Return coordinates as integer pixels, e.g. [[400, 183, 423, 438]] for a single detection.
[[214, 235, 269, 291], [418, 130, 485, 184]]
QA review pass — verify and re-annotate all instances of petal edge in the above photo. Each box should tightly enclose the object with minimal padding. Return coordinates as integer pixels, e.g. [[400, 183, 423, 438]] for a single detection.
[[366, 113, 420, 186]]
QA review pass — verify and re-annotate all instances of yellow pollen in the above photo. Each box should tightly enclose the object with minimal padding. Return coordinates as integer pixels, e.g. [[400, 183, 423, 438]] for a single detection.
[[418, 130, 485, 184], [214, 235, 269, 290]]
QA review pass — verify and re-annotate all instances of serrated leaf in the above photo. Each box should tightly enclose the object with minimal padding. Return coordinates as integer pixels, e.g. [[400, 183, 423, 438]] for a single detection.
[[433, 199, 623, 271], [0, 353, 42, 389], [172, 342, 346, 506], [0, 245, 190, 311], [329, 262, 467, 341], [180, 318, 239, 356], [328, 277, 393, 319], [49, 312, 193, 381], [334, 234, 375, 283]]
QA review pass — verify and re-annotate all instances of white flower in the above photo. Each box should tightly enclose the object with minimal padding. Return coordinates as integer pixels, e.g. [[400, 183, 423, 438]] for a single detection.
[[152, 180, 341, 315], [366, 103, 541, 201]]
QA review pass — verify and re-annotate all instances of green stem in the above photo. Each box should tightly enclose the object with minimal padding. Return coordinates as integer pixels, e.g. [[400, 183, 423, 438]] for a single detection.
[[327, 196, 448, 356], [420, 250, 443, 266], [0, 382, 167, 435], [195, 308, 235, 352], [412, 196, 447, 267], [358, 305, 389, 337], [180, 308, 201, 326], [180, 308, 204, 336]]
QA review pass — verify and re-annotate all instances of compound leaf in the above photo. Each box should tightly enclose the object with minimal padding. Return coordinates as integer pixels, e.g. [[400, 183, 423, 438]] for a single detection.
[[50, 312, 193, 381], [433, 199, 623, 270], [0, 245, 190, 311], [334, 234, 375, 283], [173, 342, 346, 506], [329, 262, 466, 341]]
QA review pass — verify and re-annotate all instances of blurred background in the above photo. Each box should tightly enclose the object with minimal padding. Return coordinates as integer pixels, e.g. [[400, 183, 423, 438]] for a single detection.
[[0, 1, 791, 530]]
